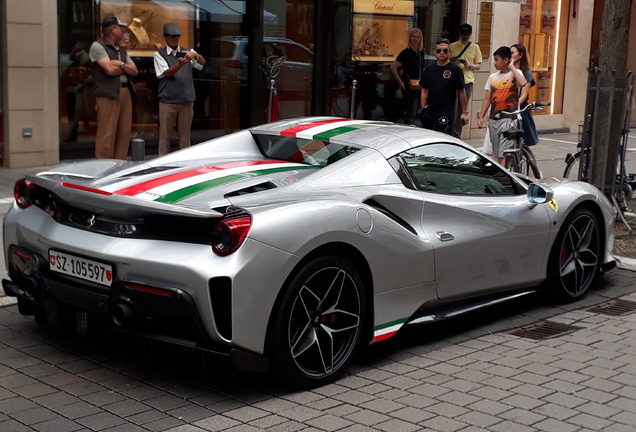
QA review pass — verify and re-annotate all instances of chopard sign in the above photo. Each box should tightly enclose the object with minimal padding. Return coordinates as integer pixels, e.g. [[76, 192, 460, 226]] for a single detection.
[[353, 0, 414, 15], [374, 1, 396, 12]]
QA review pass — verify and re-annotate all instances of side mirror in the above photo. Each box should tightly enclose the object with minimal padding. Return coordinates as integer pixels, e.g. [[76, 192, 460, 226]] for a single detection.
[[527, 183, 554, 204]]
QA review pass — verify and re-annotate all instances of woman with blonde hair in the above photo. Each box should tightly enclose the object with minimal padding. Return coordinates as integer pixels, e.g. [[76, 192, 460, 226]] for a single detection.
[[390, 28, 425, 125]]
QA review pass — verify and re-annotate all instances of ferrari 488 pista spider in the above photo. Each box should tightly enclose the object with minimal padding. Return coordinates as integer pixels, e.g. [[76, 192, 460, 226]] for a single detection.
[[3, 117, 616, 387]]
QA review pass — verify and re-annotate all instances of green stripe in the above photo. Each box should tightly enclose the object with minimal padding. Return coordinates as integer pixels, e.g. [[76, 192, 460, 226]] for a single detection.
[[374, 317, 408, 331], [156, 166, 314, 203], [313, 122, 390, 142]]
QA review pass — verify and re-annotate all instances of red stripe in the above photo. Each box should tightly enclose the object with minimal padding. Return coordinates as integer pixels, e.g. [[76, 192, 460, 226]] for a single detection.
[[280, 118, 350, 137], [374, 331, 397, 342], [113, 160, 283, 196]]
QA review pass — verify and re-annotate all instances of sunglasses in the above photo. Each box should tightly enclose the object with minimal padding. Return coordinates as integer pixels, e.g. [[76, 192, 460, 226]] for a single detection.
[[436, 48, 449, 53]]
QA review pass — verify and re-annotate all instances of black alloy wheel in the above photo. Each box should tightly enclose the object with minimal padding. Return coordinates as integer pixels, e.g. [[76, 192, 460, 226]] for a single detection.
[[547, 208, 600, 302], [268, 255, 366, 388]]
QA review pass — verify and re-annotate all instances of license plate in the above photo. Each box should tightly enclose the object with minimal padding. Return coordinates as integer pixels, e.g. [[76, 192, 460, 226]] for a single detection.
[[49, 250, 113, 287]]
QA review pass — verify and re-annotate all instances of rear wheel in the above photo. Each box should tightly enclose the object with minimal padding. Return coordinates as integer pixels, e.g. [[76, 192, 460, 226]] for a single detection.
[[268, 256, 366, 388], [546, 208, 600, 302], [520, 148, 541, 178]]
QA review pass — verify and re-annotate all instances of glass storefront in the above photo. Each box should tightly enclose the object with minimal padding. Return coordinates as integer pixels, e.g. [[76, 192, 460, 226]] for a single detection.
[[518, 0, 567, 115], [329, 0, 459, 122], [56, 0, 458, 157]]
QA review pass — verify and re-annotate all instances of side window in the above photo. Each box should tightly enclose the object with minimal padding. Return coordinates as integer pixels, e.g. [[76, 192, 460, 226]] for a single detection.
[[399, 143, 519, 195], [284, 44, 313, 63]]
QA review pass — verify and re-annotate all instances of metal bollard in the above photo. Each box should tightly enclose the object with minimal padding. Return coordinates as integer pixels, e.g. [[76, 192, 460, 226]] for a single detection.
[[131, 138, 145, 162], [350, 79, 357, 119]]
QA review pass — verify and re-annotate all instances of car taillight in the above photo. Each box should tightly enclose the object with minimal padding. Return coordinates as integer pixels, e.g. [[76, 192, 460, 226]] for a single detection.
[[223, 60, 242, 68], [14, 179, 36, 208], [212, 216, 251, 256]]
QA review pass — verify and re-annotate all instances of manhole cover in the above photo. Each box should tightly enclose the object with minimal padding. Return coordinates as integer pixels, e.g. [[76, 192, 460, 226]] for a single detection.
[[509, 320, 582, 340], [587, 299, 636, 316]]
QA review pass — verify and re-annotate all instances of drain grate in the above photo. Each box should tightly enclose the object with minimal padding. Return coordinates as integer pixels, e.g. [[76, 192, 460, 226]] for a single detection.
[[509, 320, 582, 340], [587, 299, 636, 317]]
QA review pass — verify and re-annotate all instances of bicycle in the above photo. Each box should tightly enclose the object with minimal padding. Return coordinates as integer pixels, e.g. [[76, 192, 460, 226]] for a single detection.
[[563, 126, 635, 209], [494, 101, 550, 179]]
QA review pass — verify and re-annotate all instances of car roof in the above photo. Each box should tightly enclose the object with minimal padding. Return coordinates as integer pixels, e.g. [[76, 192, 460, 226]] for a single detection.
[[250, 117, 467, 158]]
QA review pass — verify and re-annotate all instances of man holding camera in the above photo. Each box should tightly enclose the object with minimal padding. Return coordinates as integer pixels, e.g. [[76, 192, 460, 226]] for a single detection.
[[450, 23, 482, 138], [154, 23, 205, 156]]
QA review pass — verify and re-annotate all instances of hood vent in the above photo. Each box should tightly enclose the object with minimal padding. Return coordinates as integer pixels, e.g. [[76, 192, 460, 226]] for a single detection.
[[224, 181, 277, 198]]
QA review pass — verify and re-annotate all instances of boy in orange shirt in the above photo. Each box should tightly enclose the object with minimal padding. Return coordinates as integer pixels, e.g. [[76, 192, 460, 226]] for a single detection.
[[477, 46, 528, 165]]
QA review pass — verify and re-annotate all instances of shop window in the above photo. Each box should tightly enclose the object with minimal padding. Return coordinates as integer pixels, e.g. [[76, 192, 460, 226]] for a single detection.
[[519, 0, 567, 115]]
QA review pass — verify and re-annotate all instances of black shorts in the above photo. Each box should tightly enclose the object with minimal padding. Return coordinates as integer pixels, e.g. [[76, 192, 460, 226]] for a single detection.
[[420, 112, 452, 134]]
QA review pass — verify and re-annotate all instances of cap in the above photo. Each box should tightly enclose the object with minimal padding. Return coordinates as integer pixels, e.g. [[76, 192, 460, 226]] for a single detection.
[[459, 23, 472, 34], [163, 23, 182, 36], [101, 16, 127, 29]]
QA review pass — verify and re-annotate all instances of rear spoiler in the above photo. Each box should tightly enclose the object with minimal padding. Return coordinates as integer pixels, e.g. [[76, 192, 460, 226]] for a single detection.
[[26, 174, 224, 219]]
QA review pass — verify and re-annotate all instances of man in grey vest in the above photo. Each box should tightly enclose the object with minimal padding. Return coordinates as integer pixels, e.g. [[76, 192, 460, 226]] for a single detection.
[[153, 23, 205, 156], [90, 16, 139, 159]]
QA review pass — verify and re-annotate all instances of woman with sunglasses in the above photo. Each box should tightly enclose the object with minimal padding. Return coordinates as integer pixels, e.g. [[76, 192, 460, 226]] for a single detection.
[[390, 28, 425, 125], [419, 38, 468, 134]]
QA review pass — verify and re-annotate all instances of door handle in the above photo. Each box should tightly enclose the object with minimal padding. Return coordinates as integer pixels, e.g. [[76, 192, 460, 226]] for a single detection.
[[436, 231, 455, 242]]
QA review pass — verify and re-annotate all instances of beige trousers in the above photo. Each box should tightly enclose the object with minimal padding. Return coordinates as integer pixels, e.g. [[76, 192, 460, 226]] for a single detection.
[[95, 88, 132, 160], [158, 102, 194, 156]]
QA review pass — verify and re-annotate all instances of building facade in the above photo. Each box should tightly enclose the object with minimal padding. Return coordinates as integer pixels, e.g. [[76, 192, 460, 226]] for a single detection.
[[0, 0, 619, 168]]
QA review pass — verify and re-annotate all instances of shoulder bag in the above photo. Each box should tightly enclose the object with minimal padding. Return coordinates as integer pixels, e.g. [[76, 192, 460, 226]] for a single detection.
[[409, 52, 423, 91]]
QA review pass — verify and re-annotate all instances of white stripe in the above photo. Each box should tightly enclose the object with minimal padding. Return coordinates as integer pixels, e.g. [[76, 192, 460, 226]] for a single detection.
[[295, 120, 374, 140], [0, 197, 14, 204], [374, 322, 404, 338], [539, 137, 578, 144], [140, 162, 306, 198]]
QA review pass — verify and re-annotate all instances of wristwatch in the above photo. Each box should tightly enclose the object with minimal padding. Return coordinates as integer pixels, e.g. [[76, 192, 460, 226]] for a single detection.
[[120, 62, 126, 69]]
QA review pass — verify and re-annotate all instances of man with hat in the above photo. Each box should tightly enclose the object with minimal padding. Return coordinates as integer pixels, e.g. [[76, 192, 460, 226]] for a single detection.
[[450, 23, 482, 138], [89, 16, 139, 159], [153, 23, 205, 156]]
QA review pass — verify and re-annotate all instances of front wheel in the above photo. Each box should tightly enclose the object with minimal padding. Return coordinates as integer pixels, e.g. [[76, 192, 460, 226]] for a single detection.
[[519, 148, 541, 178], [546, 208, 600, 302], [267, 256, 366, 388]]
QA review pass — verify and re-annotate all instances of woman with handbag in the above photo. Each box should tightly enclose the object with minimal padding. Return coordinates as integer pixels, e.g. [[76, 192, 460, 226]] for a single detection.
[[390, 28, 424, 125]]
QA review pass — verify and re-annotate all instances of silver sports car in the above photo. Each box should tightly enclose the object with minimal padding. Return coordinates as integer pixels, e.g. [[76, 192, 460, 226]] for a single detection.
[[3, 117, 616, 387]]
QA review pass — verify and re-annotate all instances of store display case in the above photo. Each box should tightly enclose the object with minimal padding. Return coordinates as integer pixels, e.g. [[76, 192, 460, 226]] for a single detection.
[[351, 0, 415, 62]]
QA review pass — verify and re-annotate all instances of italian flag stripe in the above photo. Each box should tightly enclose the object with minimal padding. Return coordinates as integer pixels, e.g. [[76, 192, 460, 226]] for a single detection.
[[142, 162, 305, 199], [109, 160, 285, 196], [373, 318, 408, 342], [312, 122, 386, 141], [155, 166, 315, 203], [294, 120, 373, 140], [280, 118, 352, 137]]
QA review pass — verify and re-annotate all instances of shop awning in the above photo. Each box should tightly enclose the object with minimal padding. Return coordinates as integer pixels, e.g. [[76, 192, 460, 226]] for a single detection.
[[196, 0, 278, 24]]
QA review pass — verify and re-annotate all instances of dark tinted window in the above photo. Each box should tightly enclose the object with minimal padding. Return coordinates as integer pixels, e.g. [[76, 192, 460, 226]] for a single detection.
[[210, 41, 238, 58], [399, 143, 519, 195], [253, 134, 360, 167]]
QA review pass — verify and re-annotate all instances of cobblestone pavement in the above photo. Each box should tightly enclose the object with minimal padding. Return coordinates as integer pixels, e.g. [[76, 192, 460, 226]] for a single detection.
[[0, 271, 635, 431]]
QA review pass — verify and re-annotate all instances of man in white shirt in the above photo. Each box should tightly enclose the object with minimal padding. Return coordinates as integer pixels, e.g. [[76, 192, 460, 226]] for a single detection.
[[153, 23, 205, 155]]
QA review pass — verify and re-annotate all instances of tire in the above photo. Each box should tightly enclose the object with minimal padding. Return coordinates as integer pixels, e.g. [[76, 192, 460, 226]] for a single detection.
[[520, 148, 541, 178], [504, 153, 518, 173], [267, 255, 366, 388], [546, 208, 600, 302], [563, 153, 581, 179]]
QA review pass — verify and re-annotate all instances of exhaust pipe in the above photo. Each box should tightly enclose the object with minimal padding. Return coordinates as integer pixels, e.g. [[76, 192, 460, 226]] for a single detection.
[[111, 303, 135, 327], [23, 277, 40, 299]]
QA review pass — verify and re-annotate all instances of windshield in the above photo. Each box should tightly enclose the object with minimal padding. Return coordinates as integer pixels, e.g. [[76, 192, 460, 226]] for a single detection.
[[253, 134, 361, 167]]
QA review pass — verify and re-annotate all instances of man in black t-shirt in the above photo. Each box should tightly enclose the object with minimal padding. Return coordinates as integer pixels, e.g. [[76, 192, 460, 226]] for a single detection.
[[420, 39, 468, 134]]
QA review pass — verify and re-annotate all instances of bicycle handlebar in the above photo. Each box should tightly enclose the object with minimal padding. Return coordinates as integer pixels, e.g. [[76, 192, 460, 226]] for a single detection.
[[498, 101, 551, 117]]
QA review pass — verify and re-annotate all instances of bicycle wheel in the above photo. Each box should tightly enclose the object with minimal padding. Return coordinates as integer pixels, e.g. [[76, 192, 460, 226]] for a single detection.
[[519, 148, 541, 178], [504, 153, 518, 173], [563, 152, 581, 179]]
